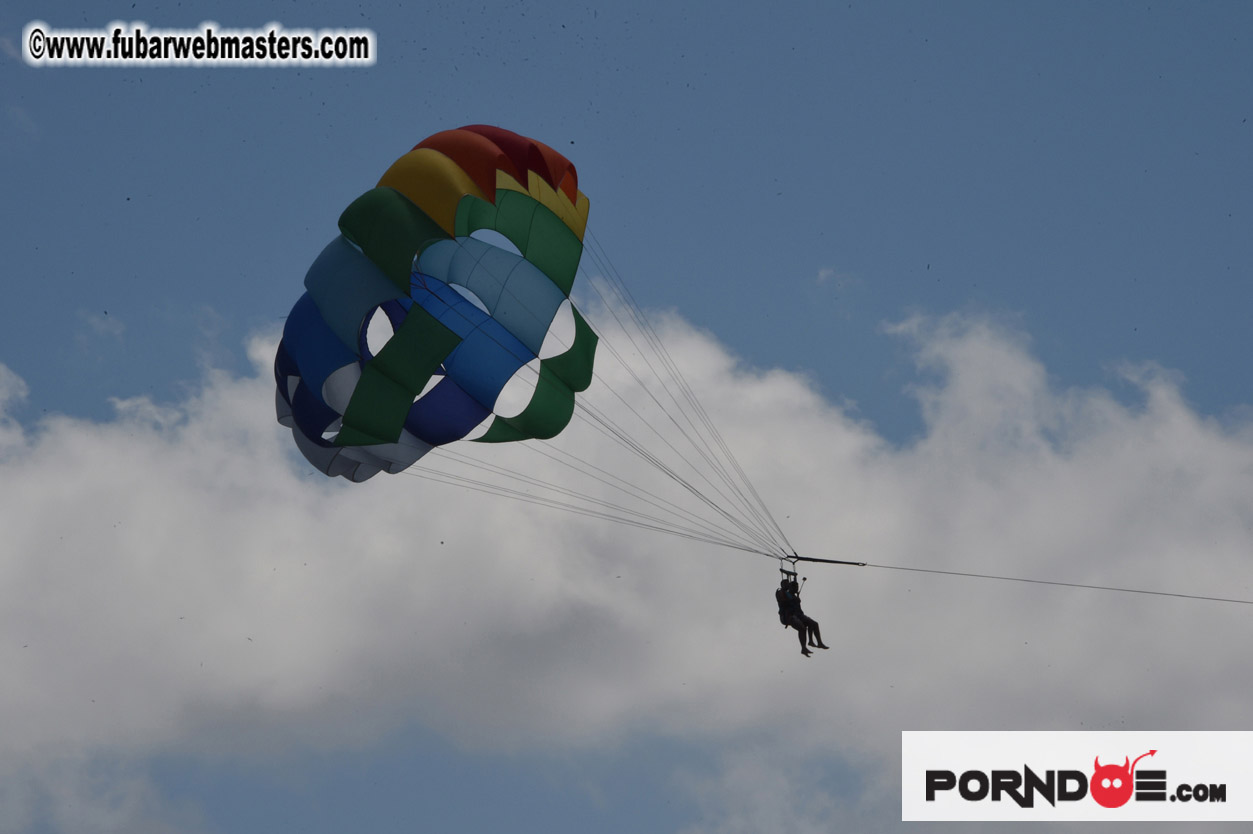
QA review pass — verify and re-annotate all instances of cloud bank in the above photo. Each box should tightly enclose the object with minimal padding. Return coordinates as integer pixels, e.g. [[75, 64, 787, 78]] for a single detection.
[[3, 311, 1251, 831]]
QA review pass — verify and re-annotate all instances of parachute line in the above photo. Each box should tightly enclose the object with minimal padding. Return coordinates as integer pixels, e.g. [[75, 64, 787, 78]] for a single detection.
[[780, 556, 1253, 607], [398, 231, 795, 560], [863, 562, 1253, 606], [398, 454, 775, 556], [578, 231, 793, 556]]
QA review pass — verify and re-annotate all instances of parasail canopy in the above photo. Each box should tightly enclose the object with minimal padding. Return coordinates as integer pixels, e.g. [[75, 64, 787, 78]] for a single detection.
[[275, 125, 597, 482]]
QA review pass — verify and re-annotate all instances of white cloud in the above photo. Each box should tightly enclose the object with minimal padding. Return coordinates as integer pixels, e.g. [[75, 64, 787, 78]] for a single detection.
[[814, 266, 859, 291], [80, 309, 127, 340], [676, 750, 849, 834], [0, 756, 208, 834], [3, 311, 1252, 831], [0, 363, 28, 454]]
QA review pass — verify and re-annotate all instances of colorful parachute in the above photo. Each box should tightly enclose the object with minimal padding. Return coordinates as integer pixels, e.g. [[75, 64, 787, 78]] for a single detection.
[[275, 125, 598, 481]]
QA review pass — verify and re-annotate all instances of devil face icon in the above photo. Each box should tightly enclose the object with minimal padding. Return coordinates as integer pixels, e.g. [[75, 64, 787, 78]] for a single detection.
[[1090, 750, 1155, 809], [1090, 757, 1134, 808]]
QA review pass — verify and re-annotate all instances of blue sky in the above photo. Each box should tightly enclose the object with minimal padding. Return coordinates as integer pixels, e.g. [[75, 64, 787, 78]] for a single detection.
[[4, 2, 1253, 832]]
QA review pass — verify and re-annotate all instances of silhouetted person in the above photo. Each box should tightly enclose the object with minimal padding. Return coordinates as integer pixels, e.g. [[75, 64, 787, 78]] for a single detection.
[[775, 578, 809, 655], [776, 578, 828, 656]]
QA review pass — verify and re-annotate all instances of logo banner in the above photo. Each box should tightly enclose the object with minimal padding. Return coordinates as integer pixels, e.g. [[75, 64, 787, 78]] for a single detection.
[[902, 731, 1253, 822]]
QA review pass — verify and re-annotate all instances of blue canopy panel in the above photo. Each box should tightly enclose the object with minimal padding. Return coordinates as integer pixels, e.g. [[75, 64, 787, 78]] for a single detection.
[[275, 294, 357, 451], [404, 377, 490, 446], [417, 238, 566, 356], [275, 336, 340, 448], [276, 303, 408, 483], [281, 293, 358, 410], [357, 298, 411, 362], [403, 273, 538, 444], [304, 235, 406, 353]]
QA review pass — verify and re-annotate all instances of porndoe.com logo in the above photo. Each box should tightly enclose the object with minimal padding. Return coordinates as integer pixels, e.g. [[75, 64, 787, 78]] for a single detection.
[[926, 749, 1224, 808], [902, 732, 1253, 822]]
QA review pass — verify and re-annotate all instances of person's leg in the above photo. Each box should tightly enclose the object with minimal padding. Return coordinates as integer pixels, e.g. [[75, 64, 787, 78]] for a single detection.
[[805, 616, 828, 649], [793, 618, 812, 655]]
